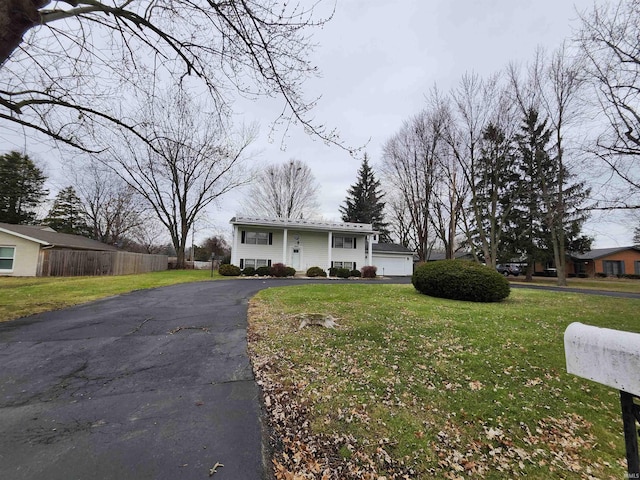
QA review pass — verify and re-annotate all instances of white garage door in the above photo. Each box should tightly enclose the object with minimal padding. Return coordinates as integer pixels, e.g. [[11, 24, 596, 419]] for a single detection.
[[372, 254, 413, 276]]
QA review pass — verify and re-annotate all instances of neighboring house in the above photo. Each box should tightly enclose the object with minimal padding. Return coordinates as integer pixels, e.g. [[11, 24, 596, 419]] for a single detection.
[[365, 242, 415, 276], [230, 216, 379, 273], [0, 222, 118, 276], [425, 251, 475, 262], [569, 246, 640, 277]]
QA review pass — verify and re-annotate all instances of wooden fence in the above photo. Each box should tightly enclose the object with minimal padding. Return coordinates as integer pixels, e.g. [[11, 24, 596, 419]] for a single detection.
[[37, 249, 168, 277]]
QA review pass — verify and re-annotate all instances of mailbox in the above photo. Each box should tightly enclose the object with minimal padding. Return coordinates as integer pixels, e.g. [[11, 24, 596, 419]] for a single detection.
[[564, 322, 640, 476], [565, 322, 640, 396]]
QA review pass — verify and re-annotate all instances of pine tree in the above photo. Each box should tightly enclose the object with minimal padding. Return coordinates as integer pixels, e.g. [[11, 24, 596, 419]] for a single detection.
[[43, 186, 91, 236], [340, 154, 390, 241], [0, 151, 48, 224]]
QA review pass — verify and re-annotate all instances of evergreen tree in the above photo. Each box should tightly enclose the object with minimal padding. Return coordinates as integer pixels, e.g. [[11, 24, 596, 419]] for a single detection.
[[0, 151, 48, 224], [634, 224, 640, 246], [43, 186, 91, 236], [340, 154, 390, 241]]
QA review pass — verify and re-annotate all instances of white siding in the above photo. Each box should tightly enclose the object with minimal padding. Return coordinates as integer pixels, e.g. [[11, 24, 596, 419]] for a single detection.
[[0, 232, 41, 276], [331, 234, 367, 270]]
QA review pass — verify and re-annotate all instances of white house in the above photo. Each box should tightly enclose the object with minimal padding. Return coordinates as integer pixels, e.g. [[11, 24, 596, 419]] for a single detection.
[[230, 216, 376, 273], [230, 216, 416, 276]]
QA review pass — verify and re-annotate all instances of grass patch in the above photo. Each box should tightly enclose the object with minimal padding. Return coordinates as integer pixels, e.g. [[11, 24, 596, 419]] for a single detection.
[[248, 284, 639, 479], [0, 270, 218, 322]]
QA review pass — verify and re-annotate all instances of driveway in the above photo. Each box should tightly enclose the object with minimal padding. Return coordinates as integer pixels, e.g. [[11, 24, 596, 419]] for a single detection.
[[0, 279, 311, 480]]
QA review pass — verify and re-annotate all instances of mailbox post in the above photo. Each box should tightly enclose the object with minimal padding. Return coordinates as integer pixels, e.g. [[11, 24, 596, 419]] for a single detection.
[[564, 322, 640, 477]]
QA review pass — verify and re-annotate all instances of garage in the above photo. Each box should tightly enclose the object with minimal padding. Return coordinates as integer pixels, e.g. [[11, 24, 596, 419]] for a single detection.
[[369, 243, 415, 276]]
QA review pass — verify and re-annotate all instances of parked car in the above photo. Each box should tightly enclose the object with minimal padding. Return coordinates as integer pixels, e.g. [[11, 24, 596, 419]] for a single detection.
[[496, 264, 520, 276]]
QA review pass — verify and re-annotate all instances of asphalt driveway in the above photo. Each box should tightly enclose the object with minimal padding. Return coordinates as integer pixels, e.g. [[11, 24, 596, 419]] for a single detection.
[[0, 279, 316, 480]]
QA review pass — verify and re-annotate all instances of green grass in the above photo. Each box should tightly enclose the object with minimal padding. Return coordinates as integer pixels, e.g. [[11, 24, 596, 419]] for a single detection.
[[0, 270, 218, 322], [248, 284, 639, 479]]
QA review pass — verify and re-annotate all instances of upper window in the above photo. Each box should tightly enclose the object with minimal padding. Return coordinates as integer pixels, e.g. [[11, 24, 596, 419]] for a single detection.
[[0, 246, 15, 271], [333, 236, 355, 249], [242, 231, 272, 245]]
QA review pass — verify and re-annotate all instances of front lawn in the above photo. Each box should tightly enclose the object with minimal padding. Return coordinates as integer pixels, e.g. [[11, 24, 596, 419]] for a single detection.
[[248, 284, 639, 479], [0, 270, 217, 322]]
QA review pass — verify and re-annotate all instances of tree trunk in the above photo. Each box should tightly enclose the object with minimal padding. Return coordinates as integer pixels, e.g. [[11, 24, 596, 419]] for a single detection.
[[0, 0, 48, 66]]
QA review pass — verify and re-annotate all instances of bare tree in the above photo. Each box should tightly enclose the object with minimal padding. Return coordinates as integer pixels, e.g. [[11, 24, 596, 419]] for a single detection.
[[242, 159, 319, 219], [381, 109, 446, 262], [577, 0, 640, 191], [0, 1, 339, 153], [71, 160, 147, 246], [98, 88, 256, 268]]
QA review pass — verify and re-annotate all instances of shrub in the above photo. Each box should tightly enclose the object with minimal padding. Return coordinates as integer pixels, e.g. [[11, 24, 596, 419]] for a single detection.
[[361, 266, 377, 278], [328, 267, 338, 277], [306, 266, 327, 277], [241, 266, 256, 276], [595, 272, 607, 278], [285, 267, 297, 277], [255, 266, 271, 276], [218, 264, 241, 276], [621, 273, 640, 280], [336, 267, 350, 278], [412, 260, 509, 302], [270, 263, 288, 278], [350, 269, 361, 278]]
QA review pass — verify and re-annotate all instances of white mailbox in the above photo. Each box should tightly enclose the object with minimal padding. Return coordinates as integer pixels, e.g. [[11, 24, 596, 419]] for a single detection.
[[564, 322, 640, 396]]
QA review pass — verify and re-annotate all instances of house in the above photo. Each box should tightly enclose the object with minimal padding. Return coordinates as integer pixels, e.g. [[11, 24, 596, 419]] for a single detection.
[[230, 216, 418, 276], [0, 222, 118, 276], [569, 246, 640, 277], [230, 216, 377, 273]]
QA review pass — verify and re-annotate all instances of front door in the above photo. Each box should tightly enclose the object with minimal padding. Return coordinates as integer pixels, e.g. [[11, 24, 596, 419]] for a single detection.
[[291, 247, 301, 270]]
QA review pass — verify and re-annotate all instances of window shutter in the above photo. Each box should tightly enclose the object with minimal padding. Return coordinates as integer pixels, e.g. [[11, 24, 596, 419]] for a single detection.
[[331, 261, 334, 268], [241, 231, 246, 243], [268, 232, 273, 245], [268, 259, 272, 267], [240, 259, 244, 269], [354, 262, 356, 269], [353, 238, 357, 248], [331, 236, 335, 248]]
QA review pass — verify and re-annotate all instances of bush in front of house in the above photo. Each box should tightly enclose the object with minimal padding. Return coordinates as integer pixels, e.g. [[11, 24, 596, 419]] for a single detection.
[[241, 267, 256, 276], [412, 260, 510, 302], [285, 267, 297, 277], [328, 267, 337, 277], [350, 269, 361, 278], [255, 266, 271, 276], [218, 264, 241, 276], [361, 266, 377, 278], [270, 263, 288, 277], [335, 267, 350, 278], [306, 266, 327, 277]]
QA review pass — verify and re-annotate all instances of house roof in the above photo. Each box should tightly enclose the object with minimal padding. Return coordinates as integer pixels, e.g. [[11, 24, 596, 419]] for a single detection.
[[570, 246, 640, 261], [0, 222, 118, 251], [371, 242, 414, 255], [230, 216, 377, 234]]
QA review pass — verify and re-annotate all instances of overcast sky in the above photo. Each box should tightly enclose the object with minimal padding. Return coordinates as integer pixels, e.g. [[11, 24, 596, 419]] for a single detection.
[[222, 0, 633, 248], [5, 0, 634, 248]]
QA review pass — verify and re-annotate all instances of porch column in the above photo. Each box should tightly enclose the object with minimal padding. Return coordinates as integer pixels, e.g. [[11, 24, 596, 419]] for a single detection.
[[368, 234, 373, 266], [231, 224, 240, 266], [282, 228, 288, 265], [327, 231, 333, 271]]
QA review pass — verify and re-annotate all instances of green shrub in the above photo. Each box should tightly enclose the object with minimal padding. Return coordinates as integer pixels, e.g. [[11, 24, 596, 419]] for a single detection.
[[241, 266, 256, 276], [285, 267, 297, 277], [336, 267, 350, 278], [218, 264, 241, 276], [412, 260, 509, 302], [255, 266, 271, 276], [270, 263, 288, 277], [361, 266, 377, 278], [350, 269, 361, 278], [328, 267, 338, 277], [306, 266, 327, 277]]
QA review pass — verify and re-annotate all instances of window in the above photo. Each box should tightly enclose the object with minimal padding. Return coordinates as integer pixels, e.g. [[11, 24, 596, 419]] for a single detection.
[[241, 259, 271, 269], [333, 236, 355, 249], [635, 261, 640, 275], [332, 261, 354, 270], [243, 231, 271, 245], [0, 246, 15, 271], [603, 260, 624, 276]]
